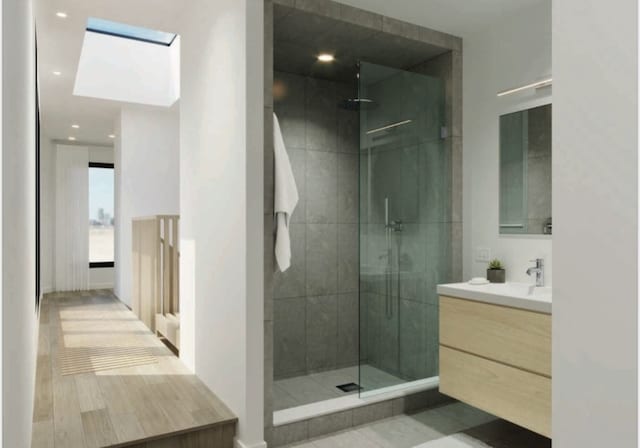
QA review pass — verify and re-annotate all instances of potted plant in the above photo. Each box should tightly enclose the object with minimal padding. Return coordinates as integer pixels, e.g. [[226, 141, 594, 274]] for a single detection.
[[487, 259, 505, 283]]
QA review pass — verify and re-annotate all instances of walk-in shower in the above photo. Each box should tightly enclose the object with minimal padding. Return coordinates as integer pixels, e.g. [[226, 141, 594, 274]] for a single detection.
[[268, 1, 462, 426]]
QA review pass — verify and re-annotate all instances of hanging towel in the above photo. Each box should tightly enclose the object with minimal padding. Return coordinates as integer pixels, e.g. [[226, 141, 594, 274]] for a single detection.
[[274, 113, 299, 272]]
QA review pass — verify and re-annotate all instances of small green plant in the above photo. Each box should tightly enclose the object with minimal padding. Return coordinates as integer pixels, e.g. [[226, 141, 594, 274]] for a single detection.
[[488, 259, 504, 270]]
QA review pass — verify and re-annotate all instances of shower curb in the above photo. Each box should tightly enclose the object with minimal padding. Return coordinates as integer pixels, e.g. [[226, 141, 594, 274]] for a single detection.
[[267, 388, 453, 447]]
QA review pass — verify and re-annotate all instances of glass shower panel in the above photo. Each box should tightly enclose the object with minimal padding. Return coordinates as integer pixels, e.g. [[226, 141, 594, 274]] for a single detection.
[[358, 61, 450, 395]]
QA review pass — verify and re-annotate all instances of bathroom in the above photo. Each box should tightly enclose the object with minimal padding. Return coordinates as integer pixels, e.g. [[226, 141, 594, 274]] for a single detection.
[[265, 0, 551, 446]]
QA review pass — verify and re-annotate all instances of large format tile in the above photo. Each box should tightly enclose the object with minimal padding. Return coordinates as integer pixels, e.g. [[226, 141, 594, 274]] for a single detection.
[[418, 140, 451, 224], [274, 223, 307, 299], [273, 383, 301, 411], [306, 111, 338, 152], [360, 364, 404, 390], [305, 77, 338, 152], [413, 433, 492, 448], [306, 77, 338, 115], [277, 111, 307, 150], [305, 224, 338, 296], [276, 375, 339, 406], [306, 295, 338, 371], [398, 299, 429, 381], [309, 366, 358, 393], [274, 297, 307, 377], [313, 428, 384, 448], [408, 406, 477, 437], [352, 402, 394, 427], [336, 293, 359, 367], [337, 153, 359, 223], [274, 71, 306, 113], [306, 150, 338, 223], [356, 415, 442, 448], [308, 410, 354, 438], [272, 420, 309, 447], [377, 306, 400, 376], [360, 293, 383, 369], [337, 224, 358, 293], [338, 3, 383, 30], [288, 148, 307, 224], [337, 108, 359, 153], [434, 403, 497, 429]]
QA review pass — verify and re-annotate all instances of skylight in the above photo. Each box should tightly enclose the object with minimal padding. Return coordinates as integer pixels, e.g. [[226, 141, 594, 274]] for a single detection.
[[86, 17, 177, 46]]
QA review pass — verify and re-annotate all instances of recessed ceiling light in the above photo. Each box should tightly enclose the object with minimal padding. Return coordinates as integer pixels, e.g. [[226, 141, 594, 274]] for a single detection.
[[108, 134, 116, 139], [317, 53, 335, 63], [68, 136, 76, 141], [71, 124, 80, 129], [56, 12, 68, 18], [53, 71, 61, 76]]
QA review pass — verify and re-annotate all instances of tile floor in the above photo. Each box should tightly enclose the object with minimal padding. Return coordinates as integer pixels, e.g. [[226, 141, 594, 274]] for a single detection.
[[274, 365, 404, 410], [283, 402, 551, 448]]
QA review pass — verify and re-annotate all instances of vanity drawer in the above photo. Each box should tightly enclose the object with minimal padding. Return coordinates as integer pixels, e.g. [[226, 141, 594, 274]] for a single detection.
[[440, 296, 551, 377], [440, 346, 551, 438]]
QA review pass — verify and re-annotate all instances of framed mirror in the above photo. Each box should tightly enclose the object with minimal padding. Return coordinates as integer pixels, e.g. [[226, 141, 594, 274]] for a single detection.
[[499, 103, 552, 235]]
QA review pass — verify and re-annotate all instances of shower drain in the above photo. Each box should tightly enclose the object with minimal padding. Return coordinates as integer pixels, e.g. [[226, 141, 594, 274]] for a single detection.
[[336, 382, 362, 393]]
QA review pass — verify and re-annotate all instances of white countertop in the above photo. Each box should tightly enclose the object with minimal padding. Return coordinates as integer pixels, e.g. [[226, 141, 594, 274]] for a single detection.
[[437, 282, 552, 314]]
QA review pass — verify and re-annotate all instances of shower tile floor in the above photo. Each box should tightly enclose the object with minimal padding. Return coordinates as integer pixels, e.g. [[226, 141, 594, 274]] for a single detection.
[[284, 401, 551, 448], [274, 365, 404, 410]]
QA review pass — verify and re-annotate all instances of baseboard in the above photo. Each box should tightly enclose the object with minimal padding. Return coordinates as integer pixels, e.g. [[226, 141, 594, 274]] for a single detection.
[[235, 439, 267, 448]]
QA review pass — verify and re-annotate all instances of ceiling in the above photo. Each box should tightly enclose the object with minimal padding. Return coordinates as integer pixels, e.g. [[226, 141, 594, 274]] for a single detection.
[[35, 0, 545, 146], [274, 5, 448, 83], [34, 0, 185, 146], [334, 0, 547, 38]]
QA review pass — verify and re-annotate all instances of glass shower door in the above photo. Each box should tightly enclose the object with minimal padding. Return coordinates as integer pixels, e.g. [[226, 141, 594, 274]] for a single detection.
[[358, 61, 451, 395]]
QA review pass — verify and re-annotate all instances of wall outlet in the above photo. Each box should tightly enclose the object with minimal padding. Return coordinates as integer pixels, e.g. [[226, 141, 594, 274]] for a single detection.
[[475, 247, 491, 262]]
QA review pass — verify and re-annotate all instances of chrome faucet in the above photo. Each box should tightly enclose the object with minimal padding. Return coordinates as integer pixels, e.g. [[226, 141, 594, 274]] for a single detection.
[[526, 258, 545, 287]]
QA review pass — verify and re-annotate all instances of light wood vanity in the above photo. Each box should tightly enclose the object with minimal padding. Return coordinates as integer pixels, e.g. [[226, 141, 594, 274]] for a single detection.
[[438, 287, 552, 438]]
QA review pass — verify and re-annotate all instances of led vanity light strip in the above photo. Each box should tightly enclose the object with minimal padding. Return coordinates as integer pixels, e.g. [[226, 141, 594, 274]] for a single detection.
[[497, 77, 552, 97]]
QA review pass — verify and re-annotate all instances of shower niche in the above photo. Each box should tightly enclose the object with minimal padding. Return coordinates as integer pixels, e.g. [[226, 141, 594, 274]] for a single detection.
[[266, 0, 462, 436]]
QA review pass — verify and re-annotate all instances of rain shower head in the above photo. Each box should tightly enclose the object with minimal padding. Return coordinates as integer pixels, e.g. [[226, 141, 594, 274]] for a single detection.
[[338, 97, 378, 111]]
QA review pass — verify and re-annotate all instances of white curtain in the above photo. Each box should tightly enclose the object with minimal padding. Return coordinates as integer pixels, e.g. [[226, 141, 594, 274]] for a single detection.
[[55, 145, 89, 291]]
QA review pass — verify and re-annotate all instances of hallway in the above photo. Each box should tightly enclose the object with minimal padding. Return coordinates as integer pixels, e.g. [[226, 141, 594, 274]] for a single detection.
[[31, 290, 236, 448]]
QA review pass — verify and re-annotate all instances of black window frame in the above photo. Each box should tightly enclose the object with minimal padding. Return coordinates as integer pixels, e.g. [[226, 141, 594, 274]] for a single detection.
[[88, 162, 115, 269]]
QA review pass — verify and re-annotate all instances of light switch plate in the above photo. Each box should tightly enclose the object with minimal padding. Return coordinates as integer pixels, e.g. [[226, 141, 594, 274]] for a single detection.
[[475, 247, 491, 262]]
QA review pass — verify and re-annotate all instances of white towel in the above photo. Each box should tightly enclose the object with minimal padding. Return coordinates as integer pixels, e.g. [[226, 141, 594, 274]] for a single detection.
[[274, 113, 299, 272]]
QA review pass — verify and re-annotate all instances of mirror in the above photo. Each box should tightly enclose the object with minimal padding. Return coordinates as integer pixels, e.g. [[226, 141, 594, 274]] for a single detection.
[[499, 104, 552, 235]]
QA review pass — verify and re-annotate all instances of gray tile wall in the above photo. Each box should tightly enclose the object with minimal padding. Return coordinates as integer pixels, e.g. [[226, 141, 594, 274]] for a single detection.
[[266, 1, 463, 444], [273, 71, 360, 380]]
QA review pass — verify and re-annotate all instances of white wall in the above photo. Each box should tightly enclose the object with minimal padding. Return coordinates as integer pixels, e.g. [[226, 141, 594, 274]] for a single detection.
[[74, 32, 180, 107], [178, 0, 264, 446], [2, 0, 38, 445], [554, 1, 637, 446], [40, 142, 115, 292], [462, 1, 553, 284], [114, 105, 179, 306]]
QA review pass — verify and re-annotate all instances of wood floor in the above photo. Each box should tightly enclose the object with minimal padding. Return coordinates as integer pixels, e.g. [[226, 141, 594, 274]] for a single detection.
[[31, 290, 237, 448]]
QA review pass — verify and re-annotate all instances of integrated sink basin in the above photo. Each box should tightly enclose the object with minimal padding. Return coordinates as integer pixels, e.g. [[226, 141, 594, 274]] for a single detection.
[[437, 282, 552, 313]]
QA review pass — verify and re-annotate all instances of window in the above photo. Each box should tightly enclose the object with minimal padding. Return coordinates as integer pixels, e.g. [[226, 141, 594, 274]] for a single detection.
[[86, 17, 177, 46], [89, 162, 115, 268]]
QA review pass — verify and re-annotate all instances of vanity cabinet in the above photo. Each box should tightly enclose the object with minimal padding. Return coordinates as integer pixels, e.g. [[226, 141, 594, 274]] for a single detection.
[[439, 295, 552, 438]]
